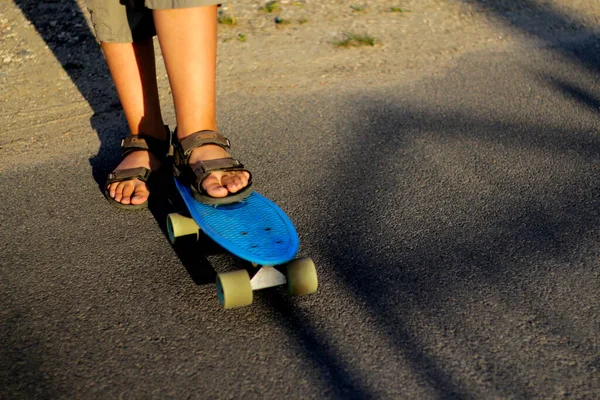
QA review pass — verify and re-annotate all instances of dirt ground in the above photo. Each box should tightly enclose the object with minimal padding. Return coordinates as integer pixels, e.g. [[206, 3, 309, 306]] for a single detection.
[[0, 0, 599, 166]]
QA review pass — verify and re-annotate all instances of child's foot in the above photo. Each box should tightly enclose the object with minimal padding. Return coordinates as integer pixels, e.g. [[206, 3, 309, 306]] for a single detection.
[[104, 127, 171, 209], [106, 150, 160, 206], [187, 144, 251, 198], [175, 130, 252, 204]]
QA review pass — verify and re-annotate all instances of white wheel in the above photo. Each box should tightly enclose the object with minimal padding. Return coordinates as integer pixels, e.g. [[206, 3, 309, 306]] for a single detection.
[[286, 257, 318, 296], [216, 270, 253, 309], [166, 213, 199, 244]]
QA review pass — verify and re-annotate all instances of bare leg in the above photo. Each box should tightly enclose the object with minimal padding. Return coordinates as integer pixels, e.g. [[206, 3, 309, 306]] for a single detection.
[[153, 6, 249, 198], [102, 38, 166, 205]]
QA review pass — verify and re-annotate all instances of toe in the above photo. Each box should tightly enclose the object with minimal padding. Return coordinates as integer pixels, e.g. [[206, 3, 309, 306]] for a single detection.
[[113, 182, 125, 203], [131, 183, 150, 205], [120, 182, 135, 205], [108, 179, 149, 205], [221, 174, 239, 192], [108, 182, 117, 198], [221, 175, 240, 193], [131, 194, 148, 205], [202, 174, 229, 198], [221, 171, 250, 193]]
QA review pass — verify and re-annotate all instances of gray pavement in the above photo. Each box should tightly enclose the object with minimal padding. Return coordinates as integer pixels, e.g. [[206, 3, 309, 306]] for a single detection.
[[2, 4, 600, 400]]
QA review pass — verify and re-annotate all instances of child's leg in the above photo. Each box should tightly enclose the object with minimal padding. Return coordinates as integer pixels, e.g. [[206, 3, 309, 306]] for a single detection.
[[153, 6, 250, 199], [102, 38, 167, 205]]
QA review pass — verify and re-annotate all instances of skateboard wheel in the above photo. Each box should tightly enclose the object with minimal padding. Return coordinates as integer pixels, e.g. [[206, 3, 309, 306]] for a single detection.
[[166, 213, 199, 244], [285, 257, 318, 296], [216, 270, 253, 309]]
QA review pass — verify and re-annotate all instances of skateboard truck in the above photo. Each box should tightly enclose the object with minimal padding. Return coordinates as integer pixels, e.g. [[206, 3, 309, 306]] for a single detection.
[[249, 266, 287, 291], [216, 258, 317, 309]]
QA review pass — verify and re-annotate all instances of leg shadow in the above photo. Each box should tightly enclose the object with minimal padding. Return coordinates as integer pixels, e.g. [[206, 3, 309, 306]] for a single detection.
[[13, 0, 128, 189]]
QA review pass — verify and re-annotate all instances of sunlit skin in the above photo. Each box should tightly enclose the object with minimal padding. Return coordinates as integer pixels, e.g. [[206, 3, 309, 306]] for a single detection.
[[104, 5, 249, 206]]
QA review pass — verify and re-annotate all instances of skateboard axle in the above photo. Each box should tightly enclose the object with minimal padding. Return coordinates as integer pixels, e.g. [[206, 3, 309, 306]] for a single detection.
[[250, 266, 287, 291]]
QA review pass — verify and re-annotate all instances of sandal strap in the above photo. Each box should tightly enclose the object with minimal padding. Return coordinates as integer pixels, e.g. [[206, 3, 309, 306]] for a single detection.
[[191, 157, 249, 192], [179, 130, 231, 160], [121, 126, 173, 158], [106, 167, 151, 183]]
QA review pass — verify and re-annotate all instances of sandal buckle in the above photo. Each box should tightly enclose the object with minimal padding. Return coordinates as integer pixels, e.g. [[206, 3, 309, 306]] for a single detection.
[[140, 168, 152, 181]]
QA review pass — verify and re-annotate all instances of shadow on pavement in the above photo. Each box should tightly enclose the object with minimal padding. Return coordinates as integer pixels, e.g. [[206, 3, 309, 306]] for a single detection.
[[309, 82, 600, 397], [291, 3, 600, 396], [545, 75, 600, 115], [263, 291, 374, 399], [13, 0, 128, 188], [12, 0, 600, 398], [12, 1, 218, 284], [146, 170, 237, 286], [459, 0, 600, 72], [459, 1, 600, 129]]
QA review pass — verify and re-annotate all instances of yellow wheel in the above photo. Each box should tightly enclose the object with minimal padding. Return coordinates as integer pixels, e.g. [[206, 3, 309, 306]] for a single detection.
[[216, 270, 253, 309], [286, 257, 318, 296], [166, 213, 199, 244]]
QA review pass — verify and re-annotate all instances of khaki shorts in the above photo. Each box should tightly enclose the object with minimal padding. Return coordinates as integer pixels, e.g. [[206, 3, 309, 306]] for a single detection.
[[87, 0, 221, 43]]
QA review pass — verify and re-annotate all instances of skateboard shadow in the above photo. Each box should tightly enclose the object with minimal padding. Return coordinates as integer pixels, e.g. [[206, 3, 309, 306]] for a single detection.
[[147, 171, 252, 286]]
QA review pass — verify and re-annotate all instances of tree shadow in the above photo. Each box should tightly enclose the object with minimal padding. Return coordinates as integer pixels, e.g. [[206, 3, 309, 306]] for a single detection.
[[463, 0, 600, 125], [544, 74, 600, 116], [261, 290, 375, 399], [308, 91, 600, 397], [258, 27, 599, 393], [460, 0, 600, 73], [256, 8, 600, 393]]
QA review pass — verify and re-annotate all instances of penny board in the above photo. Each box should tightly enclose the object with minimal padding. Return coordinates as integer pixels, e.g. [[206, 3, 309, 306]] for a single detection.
[[174, 178, 300, 266]]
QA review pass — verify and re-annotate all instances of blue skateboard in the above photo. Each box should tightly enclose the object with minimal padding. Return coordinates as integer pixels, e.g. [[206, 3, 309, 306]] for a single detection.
[[167, 178, 318, 309]]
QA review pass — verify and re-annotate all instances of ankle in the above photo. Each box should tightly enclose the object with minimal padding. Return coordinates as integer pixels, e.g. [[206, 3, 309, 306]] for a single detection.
[[132, 120, 168, 140], [188, 144, 230, 163], [176, 124, 218, 140]]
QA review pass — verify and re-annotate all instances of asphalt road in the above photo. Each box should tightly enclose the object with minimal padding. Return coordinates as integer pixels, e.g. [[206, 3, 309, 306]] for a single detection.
[[2, 31, 600, 400]]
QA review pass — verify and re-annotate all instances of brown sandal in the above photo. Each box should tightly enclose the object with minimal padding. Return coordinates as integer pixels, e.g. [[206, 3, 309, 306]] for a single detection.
[[104, 126, 172, 210], [173, 130, 253, 205]]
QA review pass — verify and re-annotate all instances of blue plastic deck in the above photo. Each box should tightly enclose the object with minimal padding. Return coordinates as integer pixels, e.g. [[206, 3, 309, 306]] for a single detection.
[[175, 178, 299, 266]]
